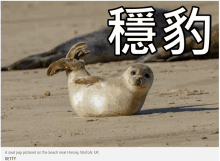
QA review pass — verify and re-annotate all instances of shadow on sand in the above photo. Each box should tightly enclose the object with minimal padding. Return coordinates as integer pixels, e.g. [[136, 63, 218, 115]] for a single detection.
[[138, 103, 219, 115]]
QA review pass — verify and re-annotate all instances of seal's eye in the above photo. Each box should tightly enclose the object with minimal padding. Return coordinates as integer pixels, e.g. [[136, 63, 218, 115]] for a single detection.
[[145, 73, 150, 78], [131, 71, 136, 75]]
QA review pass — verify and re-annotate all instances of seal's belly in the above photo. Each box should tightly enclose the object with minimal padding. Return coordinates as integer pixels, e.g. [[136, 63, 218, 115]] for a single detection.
[[69, 83, 144, 117]]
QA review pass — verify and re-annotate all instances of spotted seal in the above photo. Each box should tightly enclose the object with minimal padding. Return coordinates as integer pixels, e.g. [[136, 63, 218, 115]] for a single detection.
[[47, 42, 154, 117]]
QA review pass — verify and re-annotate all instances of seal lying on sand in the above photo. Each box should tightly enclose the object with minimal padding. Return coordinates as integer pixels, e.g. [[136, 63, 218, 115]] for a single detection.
[[47, 42, 154, 117], [1, 8, 218, 71], [0, 8, 181, 71]]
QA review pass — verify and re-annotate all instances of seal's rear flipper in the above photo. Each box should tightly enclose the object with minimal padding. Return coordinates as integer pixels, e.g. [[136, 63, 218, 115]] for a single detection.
[[47, 42, 91, 76], [1, 66, 10, 71], [47, 58, 84, 76], [66, 42, 90, 60]]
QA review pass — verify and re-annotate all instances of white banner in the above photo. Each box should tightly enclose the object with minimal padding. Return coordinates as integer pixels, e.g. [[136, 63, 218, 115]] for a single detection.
[[1, 147, 219, 161]]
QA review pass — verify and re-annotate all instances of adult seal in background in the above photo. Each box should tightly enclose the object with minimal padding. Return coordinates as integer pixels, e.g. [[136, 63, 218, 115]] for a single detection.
[[47, 42, 154, 117]]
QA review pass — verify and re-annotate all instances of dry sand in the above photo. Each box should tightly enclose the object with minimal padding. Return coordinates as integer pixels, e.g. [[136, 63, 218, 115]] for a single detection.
[[1, 1, 219, 147]]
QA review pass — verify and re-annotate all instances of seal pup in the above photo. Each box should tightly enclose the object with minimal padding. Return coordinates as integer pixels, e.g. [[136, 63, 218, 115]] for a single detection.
[[47, 42, 154, 117]]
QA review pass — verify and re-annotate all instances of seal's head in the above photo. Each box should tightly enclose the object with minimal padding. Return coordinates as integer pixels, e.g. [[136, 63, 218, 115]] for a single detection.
[[122, 64, 154, 93]]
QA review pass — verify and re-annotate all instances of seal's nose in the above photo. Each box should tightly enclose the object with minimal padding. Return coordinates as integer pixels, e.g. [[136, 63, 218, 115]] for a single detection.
[[138, 76, 144, 80], [136, 76, 143, 85]]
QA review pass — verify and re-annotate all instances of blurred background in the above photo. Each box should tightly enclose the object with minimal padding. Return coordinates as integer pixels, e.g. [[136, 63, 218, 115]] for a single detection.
[[1, 1, 219, 66]]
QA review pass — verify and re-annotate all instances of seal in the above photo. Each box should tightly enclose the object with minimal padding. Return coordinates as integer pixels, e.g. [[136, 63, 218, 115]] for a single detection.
[[47, 42, 154, 117], [3, 6, 214, 72], [1, 8, 169, 71]]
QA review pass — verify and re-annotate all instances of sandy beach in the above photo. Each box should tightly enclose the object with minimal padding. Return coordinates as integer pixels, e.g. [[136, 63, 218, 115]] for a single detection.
[[1, 1, 219, 147]]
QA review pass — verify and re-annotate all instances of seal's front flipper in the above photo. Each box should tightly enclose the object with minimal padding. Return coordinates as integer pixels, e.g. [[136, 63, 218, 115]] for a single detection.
[[166, 52, 194, 62], [74, 76, 104, 85], [47, 58, 84, 76], [135, 47, 171, 63]]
